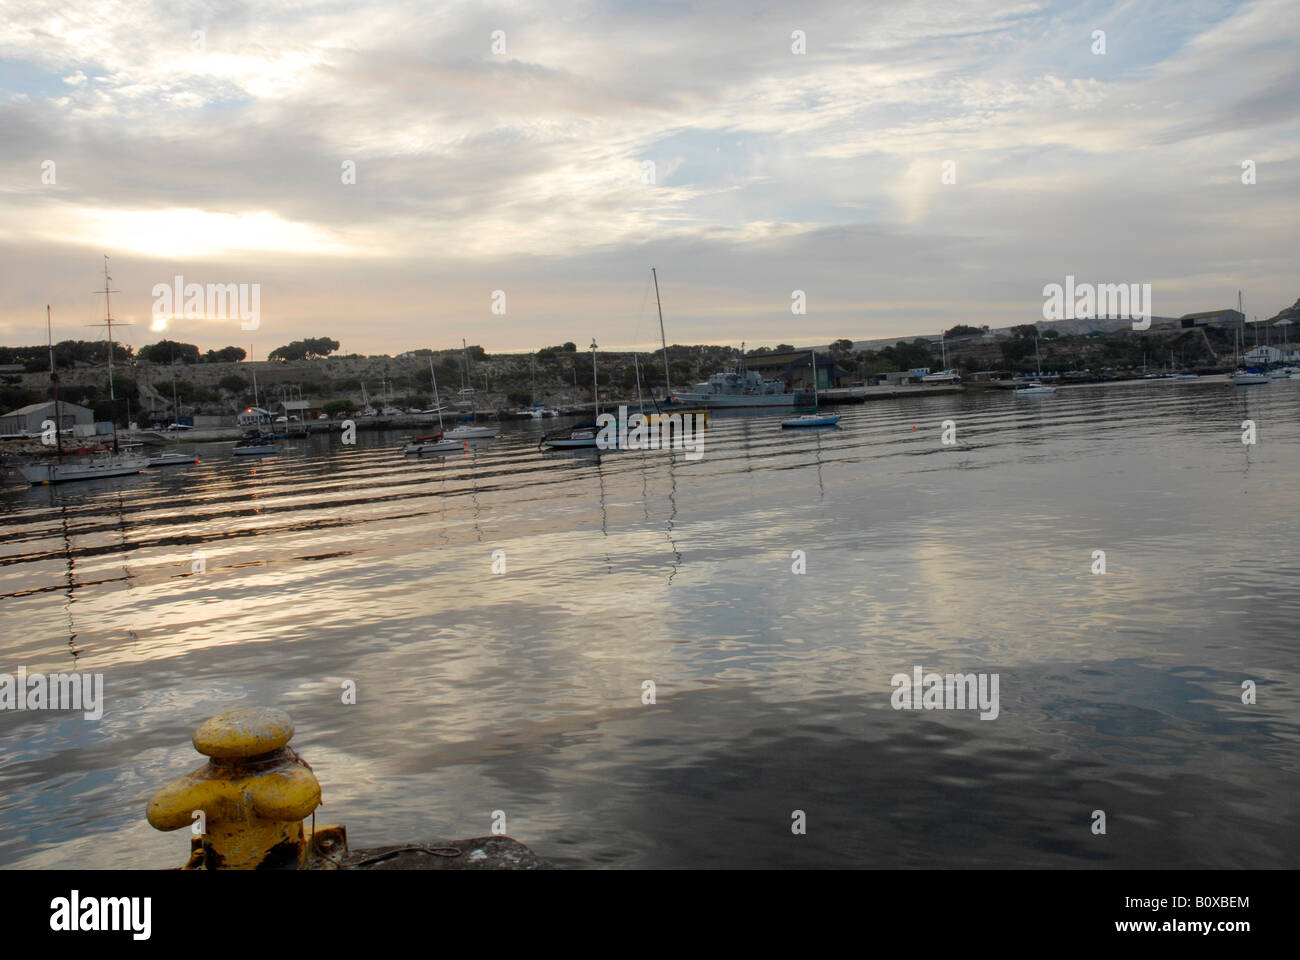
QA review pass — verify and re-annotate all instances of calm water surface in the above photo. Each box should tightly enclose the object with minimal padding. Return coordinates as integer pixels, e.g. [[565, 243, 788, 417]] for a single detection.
[[2, 380, 1298, 868]]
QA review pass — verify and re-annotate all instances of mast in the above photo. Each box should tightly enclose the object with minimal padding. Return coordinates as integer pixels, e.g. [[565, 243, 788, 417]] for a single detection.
[[47, 304, 56, 373], [429, 356, 444, 432], [633, 353, 644, 411], [1237, 291, 1243, 368], [102, 255, 116, 401], [652, 268, 670, 398], [48, 306, 63, 459], [171, 353, 179, 424], [811, 349, 819, 407], [462, 338, 476, 423], [591, 339, 599, 418], [531, 352, 537, 406], [87, 255, 131, 451]]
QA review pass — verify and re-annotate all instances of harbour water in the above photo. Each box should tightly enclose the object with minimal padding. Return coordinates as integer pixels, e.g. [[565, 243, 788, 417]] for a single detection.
[[2, 379, 1298, 868]]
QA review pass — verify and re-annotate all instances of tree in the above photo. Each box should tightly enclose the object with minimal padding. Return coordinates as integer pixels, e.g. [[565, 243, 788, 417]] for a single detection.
[[1000, 339, 1035, 364], [323, 399, 353, 417], [881, 338, 934, 370], [138, 340, 200, 364], [1010, 324, 1040, 340], [205, 346, 247, 363], [268, 337, 341, 362], [830, 339, 854, 357], [562, 342, 576, 352], [1041, 329, 1060, 340], [219, 375, 250, 393], [944, 324, 982, 339]]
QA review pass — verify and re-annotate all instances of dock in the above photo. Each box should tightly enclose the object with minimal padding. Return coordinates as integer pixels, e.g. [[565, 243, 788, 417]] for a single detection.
[[819, 384, 966, 404]]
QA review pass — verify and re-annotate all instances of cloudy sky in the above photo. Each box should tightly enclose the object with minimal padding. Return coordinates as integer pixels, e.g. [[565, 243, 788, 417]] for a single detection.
[[0, 0, 1296, 357]]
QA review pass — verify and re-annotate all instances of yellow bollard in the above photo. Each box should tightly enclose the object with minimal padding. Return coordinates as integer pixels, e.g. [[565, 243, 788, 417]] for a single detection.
[[147, 707, 333, 869]]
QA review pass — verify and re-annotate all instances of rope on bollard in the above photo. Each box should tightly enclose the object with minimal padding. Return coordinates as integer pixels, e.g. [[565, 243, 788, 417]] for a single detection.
[[353, 844, 463, 867]]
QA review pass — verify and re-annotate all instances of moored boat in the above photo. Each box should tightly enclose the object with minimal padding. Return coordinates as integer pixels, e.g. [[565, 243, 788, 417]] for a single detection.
[[1015, 334, 1056, 396], [781, 414, 841, 427], [19, 449, 149, 484], [16, 301, 148, 484], [233, 434, 282, 456], [540, 424, 601, 448], [668, 363, 812, 408], [444, 425, 498, 440], [404, 433, 466, 454], [406, 361, 472, 453], [780, 351, 841, 427], [148, 452, 200, 467]]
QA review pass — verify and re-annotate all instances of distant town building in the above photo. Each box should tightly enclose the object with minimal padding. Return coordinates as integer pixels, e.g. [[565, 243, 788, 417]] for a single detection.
[[743, 349, 855, 389], [0, 400, 94, 435], [277, 399, 318, 419], [237, 406, 275, 426], [876, 370, 923, 385], [1180, 309, 1244, 329], [1242, 346, 1283, 364]]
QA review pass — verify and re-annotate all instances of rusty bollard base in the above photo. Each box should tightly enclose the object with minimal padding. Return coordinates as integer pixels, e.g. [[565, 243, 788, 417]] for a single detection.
[[146, 707, 325, 870]]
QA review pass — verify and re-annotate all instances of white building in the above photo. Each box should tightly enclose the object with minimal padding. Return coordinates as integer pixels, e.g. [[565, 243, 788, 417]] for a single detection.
[[237, 406, 275, 426], [1243, 346, 1283, 365]]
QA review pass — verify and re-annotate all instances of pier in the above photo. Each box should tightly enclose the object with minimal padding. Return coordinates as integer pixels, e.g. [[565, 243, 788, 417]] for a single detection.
[[819, 383, 966, 404]]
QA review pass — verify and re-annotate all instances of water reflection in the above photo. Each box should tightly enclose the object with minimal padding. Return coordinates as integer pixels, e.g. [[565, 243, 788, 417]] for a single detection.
[[2, 384, 1299, 868]]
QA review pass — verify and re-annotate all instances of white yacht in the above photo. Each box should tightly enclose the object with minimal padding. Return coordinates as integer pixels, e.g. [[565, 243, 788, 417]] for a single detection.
[[1014, 334, 1056, 396], [19, 448, 149, 484]]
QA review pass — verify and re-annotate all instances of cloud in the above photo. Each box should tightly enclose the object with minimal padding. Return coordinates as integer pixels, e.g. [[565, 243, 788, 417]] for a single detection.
[[0, 0, 1297, 354]]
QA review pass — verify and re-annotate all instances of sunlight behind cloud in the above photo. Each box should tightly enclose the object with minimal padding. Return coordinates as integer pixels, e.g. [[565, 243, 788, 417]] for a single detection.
[[54, 208, 362, 258]]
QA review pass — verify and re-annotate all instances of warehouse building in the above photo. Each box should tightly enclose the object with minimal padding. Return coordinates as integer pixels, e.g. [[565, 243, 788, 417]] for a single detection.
[[0, 400, 94, 436]]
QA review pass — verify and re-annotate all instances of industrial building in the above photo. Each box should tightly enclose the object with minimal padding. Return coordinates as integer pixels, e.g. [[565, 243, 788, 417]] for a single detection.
[[0, 400, 93, 436]]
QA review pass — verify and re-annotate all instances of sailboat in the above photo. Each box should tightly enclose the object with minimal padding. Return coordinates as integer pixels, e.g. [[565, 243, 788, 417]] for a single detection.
[[1230, 292, 1268, 386], [443, 340, 498, 438], [1015, 334, 1056, 396], [18, 299, 148, 484], [517, 352, 557, 418], [781, 350, 841, 427], [542, 340, 605, 448], [921, 335, 961, 383], [405, 358, 467, 454], [147, 451, 199, 467]]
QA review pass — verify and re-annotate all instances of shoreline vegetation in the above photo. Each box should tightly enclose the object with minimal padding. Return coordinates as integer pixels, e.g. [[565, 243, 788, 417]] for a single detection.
[[2, 306, 1296, 430]]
